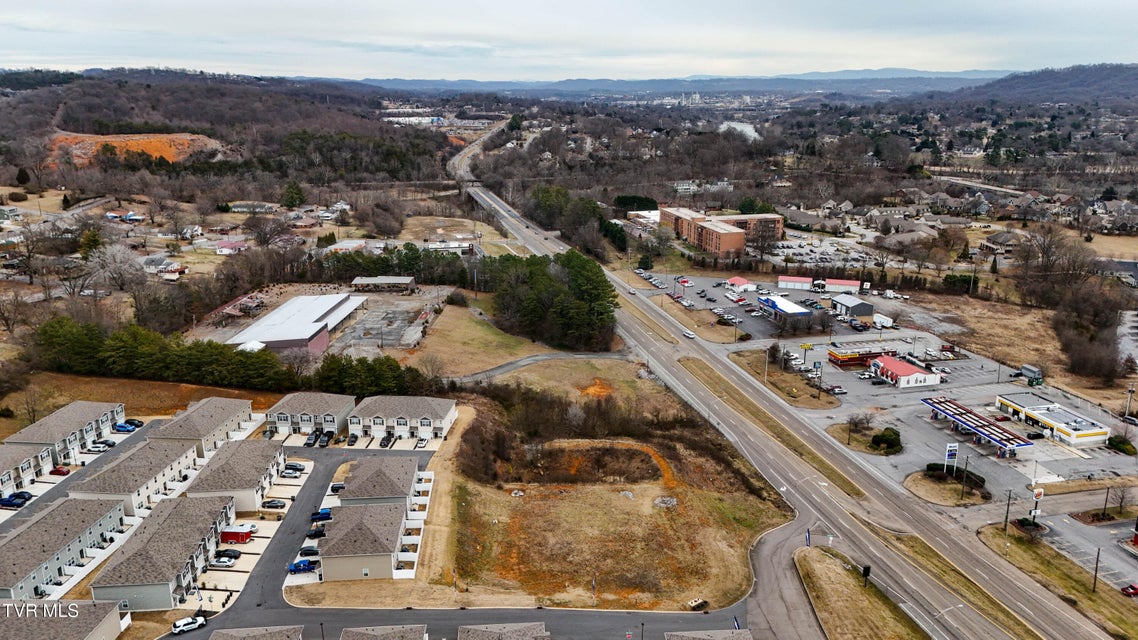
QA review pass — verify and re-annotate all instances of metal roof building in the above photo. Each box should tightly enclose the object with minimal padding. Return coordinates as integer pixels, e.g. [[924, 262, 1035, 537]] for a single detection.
[[225, 293, 366, 354]]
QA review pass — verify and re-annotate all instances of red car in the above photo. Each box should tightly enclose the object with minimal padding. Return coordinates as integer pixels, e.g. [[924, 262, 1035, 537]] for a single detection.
[[49, 466, 71, 476], [1122, 584, 1138, 597]]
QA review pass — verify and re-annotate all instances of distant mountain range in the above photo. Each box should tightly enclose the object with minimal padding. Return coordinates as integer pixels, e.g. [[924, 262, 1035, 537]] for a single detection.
[[360, 70, 1014, 98], [943, 64, 1138, 103]]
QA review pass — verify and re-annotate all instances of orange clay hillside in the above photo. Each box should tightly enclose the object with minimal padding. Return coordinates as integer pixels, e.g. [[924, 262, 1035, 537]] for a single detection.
[[51, 131, 225, 168]]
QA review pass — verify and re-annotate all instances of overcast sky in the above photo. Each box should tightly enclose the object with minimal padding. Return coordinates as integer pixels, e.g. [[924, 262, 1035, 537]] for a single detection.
[[2, 1, 1134, 81]]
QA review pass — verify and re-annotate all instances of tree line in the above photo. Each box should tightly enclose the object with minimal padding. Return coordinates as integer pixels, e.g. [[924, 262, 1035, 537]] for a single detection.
[[30, 316, 425, 394]]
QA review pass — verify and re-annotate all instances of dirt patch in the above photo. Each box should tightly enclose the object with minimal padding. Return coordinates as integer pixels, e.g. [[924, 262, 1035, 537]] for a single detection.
[[578, 377, 613, 399], [399, 215, 504, 243], [794, 546, 929, 640], [51, 131, 224, 168], [498, 358, 685, 419], [391, 300, 555, 377], [903, 471, 989, 507], [117, 611, 190, 640], [0, 372, 283, 440], [728, 351, 840, 410]]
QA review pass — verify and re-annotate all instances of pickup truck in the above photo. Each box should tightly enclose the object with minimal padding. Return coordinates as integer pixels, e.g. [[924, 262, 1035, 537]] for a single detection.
[[310, 508, 333, 522], [288, 558, 320, 574]]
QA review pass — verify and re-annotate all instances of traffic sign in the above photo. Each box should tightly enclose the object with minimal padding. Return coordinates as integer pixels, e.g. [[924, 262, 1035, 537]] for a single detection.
[[1033, 488, 1045, 501], [1029, 509, 1041, 516], [813, 361, 822, 370]]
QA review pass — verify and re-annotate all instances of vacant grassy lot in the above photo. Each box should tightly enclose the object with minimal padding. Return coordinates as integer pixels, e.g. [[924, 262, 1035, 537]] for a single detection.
[[977, 524, 1138, 639], [392, 301, 555, 377], [497, 358, 685, 418], [795, 546, 929, 640], [0, 372, 283, 439], [1038, 474, 1138, 495], [825, 423, 894, 456], [909, 293, 1135, 407], [680, 357, 862, 497], [729, 351, 840, 410]]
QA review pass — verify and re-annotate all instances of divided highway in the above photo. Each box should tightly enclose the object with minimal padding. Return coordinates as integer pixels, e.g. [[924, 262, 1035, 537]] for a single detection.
[[452, 133, 1110, 640]]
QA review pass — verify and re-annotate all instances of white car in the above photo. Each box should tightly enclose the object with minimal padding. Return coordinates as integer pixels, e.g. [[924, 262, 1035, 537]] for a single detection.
[[280, 469, 302, 479], [172, 616, 207, 634], [805, 372, 821, 379], [415, 437, 429, 449], [86, 443, 109, 453], [209, 557, 235, 569]]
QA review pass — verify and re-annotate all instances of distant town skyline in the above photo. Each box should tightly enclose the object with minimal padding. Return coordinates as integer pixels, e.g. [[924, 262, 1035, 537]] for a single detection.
[[2, 1, 1135, 81]]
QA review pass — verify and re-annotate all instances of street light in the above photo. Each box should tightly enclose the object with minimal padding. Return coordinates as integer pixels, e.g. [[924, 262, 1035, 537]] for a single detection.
[[1126, 386, 1135, 419]]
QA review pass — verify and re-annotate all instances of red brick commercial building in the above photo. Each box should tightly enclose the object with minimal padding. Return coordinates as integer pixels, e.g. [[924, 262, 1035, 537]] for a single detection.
[[659, 207, 784, 258]]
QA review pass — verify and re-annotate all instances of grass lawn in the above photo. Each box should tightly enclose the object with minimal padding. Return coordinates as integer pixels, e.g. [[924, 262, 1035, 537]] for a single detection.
[[902, 471, 989, 507], [1038, 475, 1138, 495], [795, 546, 929, 640], [393, 303, 555, 377], [977, 524, 1138, 639], [824, 423, 897, 456]]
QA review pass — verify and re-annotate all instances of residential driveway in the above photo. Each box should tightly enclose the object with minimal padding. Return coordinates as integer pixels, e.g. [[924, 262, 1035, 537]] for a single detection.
[[283, 434, 308, 447]]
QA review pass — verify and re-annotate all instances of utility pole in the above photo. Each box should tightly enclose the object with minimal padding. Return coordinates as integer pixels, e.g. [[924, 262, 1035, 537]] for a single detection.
[[1003, 488, 1013, 535], [959, 454, 971, 500], [1092, 548, 1101, 592], [1127, 386, 1135, 418]]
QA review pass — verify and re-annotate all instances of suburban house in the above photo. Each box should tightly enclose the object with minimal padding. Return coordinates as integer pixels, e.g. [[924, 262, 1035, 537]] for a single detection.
[[319, 503, 413, 582], [90, 496, 234, 611], [870, 356, 941, 389], [456, 623, 551, 640], [340, 626, 428, 640], [207, 627, 307, 640], [980, 231, 1024, 254], [186, 440, 286, 512], [338, 456, 432, 515], [147, 397, 254, 457], [347, 396, 459, 441], [68, 440, 197, 516], [266, 392, 355, 436], [215, 240, 249, 255], [5, 401, 125, 466], [0, 600, 126, 640], [0, 499, 126, 599], [0, 443, 54, 497]]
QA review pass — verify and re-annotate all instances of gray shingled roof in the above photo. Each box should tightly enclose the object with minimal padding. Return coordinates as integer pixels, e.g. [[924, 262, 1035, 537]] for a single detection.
[[0, 499, 123, 589], [0, 599, 119, 640], [0, 443, 51, 472], [350, 396, 455, 423], [342, 626, 427, 640], [457, 622, 549, 640], [188, 440, 282, 494], [339, 456, 418, 501], [148, 397, 251, 441], [268, 392, 355, 417], [6, 401, 121, 444], [92, 496, 231, 587], [321, 504, 404, 558], [69, 440, 194, 495], [208, 626, 305, 640]]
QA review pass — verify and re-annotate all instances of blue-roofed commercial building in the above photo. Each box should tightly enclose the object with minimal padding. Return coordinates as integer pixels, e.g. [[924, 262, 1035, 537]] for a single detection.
[[756, 295, 813, 325], [224, 293, 366, 355]]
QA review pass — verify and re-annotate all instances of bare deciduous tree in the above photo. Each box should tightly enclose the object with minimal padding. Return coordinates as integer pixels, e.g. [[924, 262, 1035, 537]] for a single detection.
[[90, 245, 145, 291]]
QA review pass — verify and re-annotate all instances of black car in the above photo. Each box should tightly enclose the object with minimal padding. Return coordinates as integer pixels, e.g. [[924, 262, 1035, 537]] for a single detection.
[[379, 435, 394, 448], [330, 482, 345, 494], [261, 499, 287, 509], [317, 433, 332, 447], [284, 462, 306, 472], [306, 526, 326, 539], [304, 433, 319, 447], [9, 491, 33, 502], [347, 433, 359, 446], [215, 548, 242, 560], [123, 418, 145, 428], [299, 546, 320, 557]]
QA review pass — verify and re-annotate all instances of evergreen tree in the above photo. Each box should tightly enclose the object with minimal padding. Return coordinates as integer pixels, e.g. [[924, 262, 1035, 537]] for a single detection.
[[281, 180, 305, 208], [16, 167, 30, 186]]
